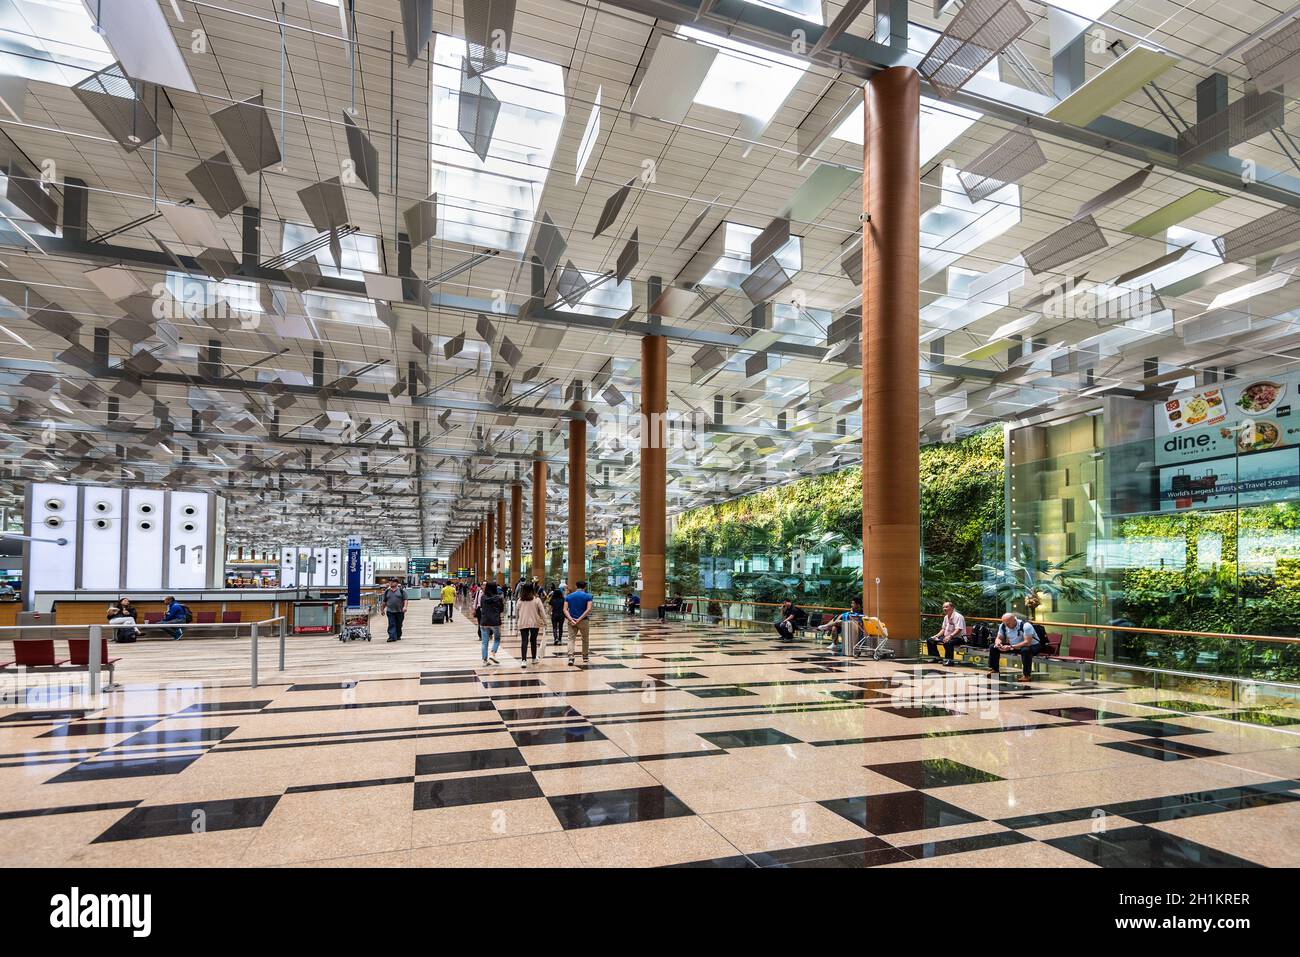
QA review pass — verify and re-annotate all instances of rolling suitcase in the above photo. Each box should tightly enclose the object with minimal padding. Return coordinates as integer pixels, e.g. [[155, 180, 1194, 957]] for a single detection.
[[431, 606, 447, 625]]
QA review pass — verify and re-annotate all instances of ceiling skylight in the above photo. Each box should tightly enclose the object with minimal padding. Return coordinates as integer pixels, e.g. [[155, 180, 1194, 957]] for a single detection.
[[281, 222, 379, 281], [676, 25, 806, 128], [0, 0, 113, 87], [566, 270, 633, 320], [742, 0, 823, 22], [430, 35, 565, 254], [699, 221, 802, 290], [832, 97, 981, 165]]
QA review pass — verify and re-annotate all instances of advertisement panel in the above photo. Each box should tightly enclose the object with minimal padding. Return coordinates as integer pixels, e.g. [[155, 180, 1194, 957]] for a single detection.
[[1153, 372, 1300, 511]]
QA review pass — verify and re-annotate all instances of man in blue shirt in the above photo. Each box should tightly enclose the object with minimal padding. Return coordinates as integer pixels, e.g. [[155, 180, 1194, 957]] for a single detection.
[[988, 612, 1039, 682], [564, 580, 593, 666], [160, 595, 186, 640]]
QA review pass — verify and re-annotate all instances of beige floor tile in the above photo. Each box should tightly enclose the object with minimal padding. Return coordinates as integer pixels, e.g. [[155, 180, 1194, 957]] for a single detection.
[[410, 796, 562, 848], [410, 831, 582, 867], [702, 802, 868, 853], [565, 816, 742, 867], [240, 783, 412, 866]]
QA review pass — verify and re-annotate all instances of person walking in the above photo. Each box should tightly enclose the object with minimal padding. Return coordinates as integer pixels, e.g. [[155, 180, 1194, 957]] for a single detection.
[[381, 579, 408, 642], [516, 583, 546, 667], [478, 582, 505, 665], [564, 579, 593, 667], [440, 581, 456, 621], [547, 582, 566, 647]]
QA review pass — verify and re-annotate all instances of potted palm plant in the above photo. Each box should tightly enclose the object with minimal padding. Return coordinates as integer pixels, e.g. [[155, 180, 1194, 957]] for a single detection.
[[973, 542, 1101, 618]]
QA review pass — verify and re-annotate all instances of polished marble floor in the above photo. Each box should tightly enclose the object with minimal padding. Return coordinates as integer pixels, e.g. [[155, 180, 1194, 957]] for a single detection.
[[1, 601, 1298, 867]]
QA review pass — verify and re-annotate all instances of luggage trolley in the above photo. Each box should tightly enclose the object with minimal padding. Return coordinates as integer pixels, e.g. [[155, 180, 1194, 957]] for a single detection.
[[340, 606, 372, 642], [853, 617, 893, 660]]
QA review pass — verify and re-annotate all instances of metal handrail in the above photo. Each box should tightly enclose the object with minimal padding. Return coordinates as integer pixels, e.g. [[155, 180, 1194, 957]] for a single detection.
[[918, 612, 1300, 647], [0, 616, 288, 692]]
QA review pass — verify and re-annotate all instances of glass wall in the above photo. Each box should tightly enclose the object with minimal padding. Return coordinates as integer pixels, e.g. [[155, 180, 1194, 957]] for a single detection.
[[1009, 391, 1300, 682]]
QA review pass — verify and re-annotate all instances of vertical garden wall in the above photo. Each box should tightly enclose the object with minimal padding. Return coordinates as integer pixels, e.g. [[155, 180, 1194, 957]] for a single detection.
[[626, 426, 1007, 617]]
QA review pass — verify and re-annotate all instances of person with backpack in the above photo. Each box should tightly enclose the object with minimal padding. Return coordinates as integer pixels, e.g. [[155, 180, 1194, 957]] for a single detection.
[[160, 595, 189, 640], [516, 583, 547, 667], [478, 582, 505, 665], [381, 579, 408, 642], [988, 612, 1039, 683], [547, 582, 566, 647]]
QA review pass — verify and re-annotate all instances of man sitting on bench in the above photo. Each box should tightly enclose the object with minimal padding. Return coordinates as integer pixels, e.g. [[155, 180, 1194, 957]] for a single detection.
[[926, 601, 966, 665], [988, 612, 1039, 684], [816, 597, 863, 653], [657, 593, 683, 620]]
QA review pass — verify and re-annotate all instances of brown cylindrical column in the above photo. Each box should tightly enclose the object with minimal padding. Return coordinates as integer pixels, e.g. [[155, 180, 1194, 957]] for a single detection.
[[862, 66, 921, 642], [486, 511, 495, 583], [568, 414, 586, 589], [496, 498, 506, 585], [640, 335, 667, 613], [532, 458, 546, 584], [510, 483, 522, 586]]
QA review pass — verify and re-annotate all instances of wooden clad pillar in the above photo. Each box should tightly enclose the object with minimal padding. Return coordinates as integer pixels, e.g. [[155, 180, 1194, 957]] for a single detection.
[[532, 458, 546, 584], [640, 335, 667, 613], [862, 66, 921, 642], [568, 412, 586, 589], [510, 483, 522, 586], [496, 497, 506, 585]]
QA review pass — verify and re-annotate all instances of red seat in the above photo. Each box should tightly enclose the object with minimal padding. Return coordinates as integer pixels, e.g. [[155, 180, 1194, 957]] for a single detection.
[[1045, 632, 1098, 686], [195, 611, 218, 624], [10, 640, 67, 668], [143, 612, 164, 624], [221, 611, 242, 624], [1058, 633, 1098, 662], [1042, 632, 1062, 655], [67, 638, 121, 683]]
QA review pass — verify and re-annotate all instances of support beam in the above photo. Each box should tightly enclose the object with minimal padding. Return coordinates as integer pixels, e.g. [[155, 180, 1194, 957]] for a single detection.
[[862, 66, 921, 644], [639, 334, 667, 614], [486, 510, 495, 584]]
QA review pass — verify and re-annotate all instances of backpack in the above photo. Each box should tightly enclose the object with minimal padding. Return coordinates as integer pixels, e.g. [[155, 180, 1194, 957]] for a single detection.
[[178, 604, 194, 624], [971, 622, 991, 647]]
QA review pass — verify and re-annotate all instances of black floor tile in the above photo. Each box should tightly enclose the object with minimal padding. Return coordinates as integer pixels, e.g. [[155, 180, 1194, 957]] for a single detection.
[[418, 699, 495, 715], [781, 847, 914, 867], [746, 837, 892, 867], [655, 656, 702, 662], [495, 705, 580, 721], [1046, 825, 1261, 867], [416, 747, 526, 775], [177, 701, 271, 714], [38, 719, 159, 738], [878, 706, 957, 718], [687, 687, 757, 698], [606, 679, 673, 690], [546, 784, 692, 829], [1034, 707, 1126, 721], [287, 681, 358, 691], [898, 829, 1031, 859], [664, 855, 758, 868], [0, 710, 89, 723], [820, 791, 984, 834], [646, 672, 706, 680], [867, 759, 1004, 789], [92, 795, 281, 843], [721, 651, 767, 657], [118, 727, 237, 748], [420, 675, 479, 686], [509, 725, 606, 747], [481, 679, 545, 688], [1103, 719, 1209, 738], [413, 771, 542, 810], [698, 728, 801, 749], [1099, 737, 1225, 761], [0, 800, 141, 821], [47, 754, 201, 783], [826, 689, 888, 701]]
